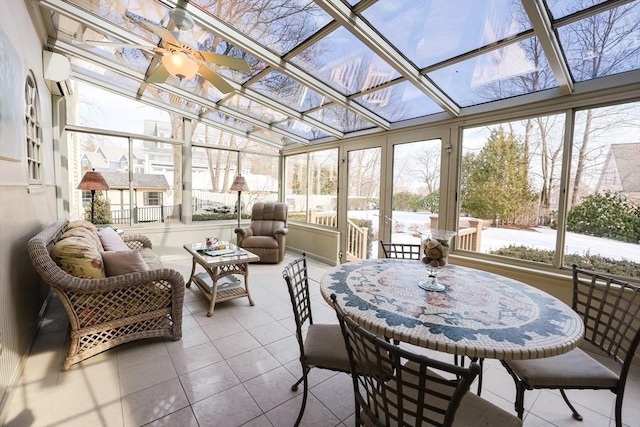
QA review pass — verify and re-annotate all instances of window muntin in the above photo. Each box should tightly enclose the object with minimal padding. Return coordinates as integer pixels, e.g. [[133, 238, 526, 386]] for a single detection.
[[25, 73, 42, 183], [144, 191, 162, 206]]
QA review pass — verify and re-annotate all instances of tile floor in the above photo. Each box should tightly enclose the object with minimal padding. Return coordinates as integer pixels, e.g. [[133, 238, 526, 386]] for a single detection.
[[2, 252, 639, 427]]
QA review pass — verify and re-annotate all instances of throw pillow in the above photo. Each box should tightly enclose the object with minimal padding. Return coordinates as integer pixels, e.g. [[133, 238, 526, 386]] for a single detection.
[[65, 220, 97, 233], [97, 227, 129, 251], [61, 226, 103, 250], [101, 250, 149, 276], [52, 236, 106, 279]]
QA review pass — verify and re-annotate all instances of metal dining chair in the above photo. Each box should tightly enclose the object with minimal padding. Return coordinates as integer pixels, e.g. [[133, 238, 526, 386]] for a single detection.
[[379, 240, 422, 259], [282, 253, 351, 427], [331, 293, 522, 427], [501, 265, 640, 427]]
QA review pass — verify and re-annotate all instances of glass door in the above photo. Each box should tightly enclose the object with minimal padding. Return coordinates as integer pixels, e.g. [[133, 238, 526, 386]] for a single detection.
[[342, 145, 382, 261], [389, 139, 443, 246]]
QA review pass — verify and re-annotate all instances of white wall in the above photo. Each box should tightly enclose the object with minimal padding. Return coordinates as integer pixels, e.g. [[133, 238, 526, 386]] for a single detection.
[[0, 0, 57, 420]]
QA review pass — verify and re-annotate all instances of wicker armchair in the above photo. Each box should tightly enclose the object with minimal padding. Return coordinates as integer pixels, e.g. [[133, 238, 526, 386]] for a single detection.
[[27, 219, 184, 371]]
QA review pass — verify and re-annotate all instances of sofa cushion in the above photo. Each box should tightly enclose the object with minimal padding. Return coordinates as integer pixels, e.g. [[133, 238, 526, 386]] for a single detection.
[[61, 226, 103, 251], [65, 220, 98, 233], [52, 236, 106, 279], [97, 227, 129, 251], [101, 250, 149, 276], [139, 247, 163, 270]]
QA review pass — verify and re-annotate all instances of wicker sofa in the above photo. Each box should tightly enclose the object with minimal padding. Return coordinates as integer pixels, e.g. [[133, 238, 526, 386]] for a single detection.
[[27, 219, 184, 371]]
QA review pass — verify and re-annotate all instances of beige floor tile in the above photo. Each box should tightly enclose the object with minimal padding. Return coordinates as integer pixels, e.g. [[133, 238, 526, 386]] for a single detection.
[[225, 347, 281, 382], [265, 393, 340, 427], [248, 321, 293, 345], [191, 384, 263, 427], [116, 339, 169, 368], [529, 390, 612, 427], [239, 414, 274, 427], [213, 331, 262, 359], [178, 360, 240, 403], [244, 366, 302, 412], [164, 326, 210, 354], [167, 341, 223, 375], [143, 406, 199, 427], [308, 372, 354, 421], [121, 377, 189, 427], [200, 314, 246, 341], [264, 335, 300, 365], [234, 309, 278, 330], [119, 354, 177, 397]]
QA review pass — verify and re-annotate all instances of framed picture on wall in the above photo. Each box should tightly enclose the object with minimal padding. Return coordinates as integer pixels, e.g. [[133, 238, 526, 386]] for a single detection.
[[0, 28, 23, 162]]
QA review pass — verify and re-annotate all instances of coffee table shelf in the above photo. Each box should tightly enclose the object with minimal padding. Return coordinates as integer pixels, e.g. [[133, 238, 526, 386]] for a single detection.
[[184, 243, 260, 316]]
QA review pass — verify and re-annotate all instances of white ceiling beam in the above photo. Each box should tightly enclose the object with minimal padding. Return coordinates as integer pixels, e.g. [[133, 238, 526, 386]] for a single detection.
[[157, 0, 391, 130], [314, 0, 460, 117], [523, 0, 574, 95]]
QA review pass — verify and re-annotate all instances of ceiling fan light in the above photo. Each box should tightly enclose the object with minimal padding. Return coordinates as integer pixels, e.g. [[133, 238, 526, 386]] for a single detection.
[[162, 52, 198, 80]]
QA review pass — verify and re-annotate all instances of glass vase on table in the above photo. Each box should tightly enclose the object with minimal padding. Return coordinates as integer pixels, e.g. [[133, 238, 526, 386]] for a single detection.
[[418, 229, 457, 292]]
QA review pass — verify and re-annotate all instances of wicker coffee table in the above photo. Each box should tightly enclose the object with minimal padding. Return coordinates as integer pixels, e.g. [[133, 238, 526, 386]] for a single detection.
[[184, 243, 260, 316]]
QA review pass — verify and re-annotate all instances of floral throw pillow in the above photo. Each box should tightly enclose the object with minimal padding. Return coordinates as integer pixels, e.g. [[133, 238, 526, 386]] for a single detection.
[[52, 236, 106, 279]]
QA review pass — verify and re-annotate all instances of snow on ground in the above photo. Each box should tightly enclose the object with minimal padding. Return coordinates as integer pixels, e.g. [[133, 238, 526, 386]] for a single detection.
[[349, 210, 640, 263]]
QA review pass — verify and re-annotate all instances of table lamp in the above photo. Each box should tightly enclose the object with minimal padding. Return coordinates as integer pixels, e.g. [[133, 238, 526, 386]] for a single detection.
[[77, 168, 109, 223], [230, 174, 250, 230]]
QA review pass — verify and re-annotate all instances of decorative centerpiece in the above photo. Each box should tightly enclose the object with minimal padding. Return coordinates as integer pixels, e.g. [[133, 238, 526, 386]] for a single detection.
[[418, 229, 457, 291]]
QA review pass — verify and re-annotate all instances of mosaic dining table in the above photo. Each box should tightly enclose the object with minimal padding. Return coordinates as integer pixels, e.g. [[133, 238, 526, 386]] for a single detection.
[[320, 259, 584, 360]]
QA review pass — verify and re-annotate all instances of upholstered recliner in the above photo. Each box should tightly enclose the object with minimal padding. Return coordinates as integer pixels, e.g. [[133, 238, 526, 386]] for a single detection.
[[235, 202, 289, 263]]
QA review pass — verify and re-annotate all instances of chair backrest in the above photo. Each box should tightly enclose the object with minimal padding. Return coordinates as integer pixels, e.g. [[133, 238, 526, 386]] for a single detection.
[[251, 202, 288, 236], [572, 265, 640, 380], [283, 253, 312, 350], [380, 241, 422, 260], [332, 294, 480, 427]]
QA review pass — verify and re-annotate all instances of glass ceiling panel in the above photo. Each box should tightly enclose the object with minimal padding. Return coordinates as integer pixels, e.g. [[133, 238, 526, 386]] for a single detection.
[[70, 57, 142, 93], [291, 26, 401, 96], [222, 95, 288, 123], [309, 105, 376, 134], [545, 0, 611, 19], [249, 71, 327, 112], [192, 0, 333, 56], [353, 81, 443, 122], [273, 119, 330, 140], [428, 36, 556, 107], [556, 3, 640, 82], [67, 0, 169, 43], [202, 110, 254, 133], [362, 0, 531, 69], [53, 13, 153, 75]]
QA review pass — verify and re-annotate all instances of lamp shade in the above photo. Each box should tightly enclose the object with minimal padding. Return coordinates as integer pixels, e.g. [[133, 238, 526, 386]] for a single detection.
[[77, 169, 109, 191], [162, 52, 198, 80], [230, 175, 250, 192]]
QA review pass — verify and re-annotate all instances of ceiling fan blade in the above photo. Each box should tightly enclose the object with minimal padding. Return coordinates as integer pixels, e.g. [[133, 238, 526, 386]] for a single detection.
[[198, 64, 234, 94], [80, 41, 165, 53], [146, 62, 171, 84], [136, 19, 179, 46], [197, 52, 251, 73]]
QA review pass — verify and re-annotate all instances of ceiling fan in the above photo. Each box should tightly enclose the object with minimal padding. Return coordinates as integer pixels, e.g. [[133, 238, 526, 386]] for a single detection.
[[86, 6, 250, 94]]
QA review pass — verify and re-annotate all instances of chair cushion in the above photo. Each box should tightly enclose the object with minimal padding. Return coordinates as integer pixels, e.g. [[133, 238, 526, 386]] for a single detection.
[[97, 227, 129, 251], [239, 235, 279, 249], [304, 324, 351, 372], [101, 250, 149, 277], [504, 348, 619, 388]]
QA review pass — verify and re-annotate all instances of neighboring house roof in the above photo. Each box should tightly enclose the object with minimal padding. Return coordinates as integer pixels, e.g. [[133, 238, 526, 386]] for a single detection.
[[597, 143, 640, 194], [81, 152, 109, 169], [102, 173, 169, 190]]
